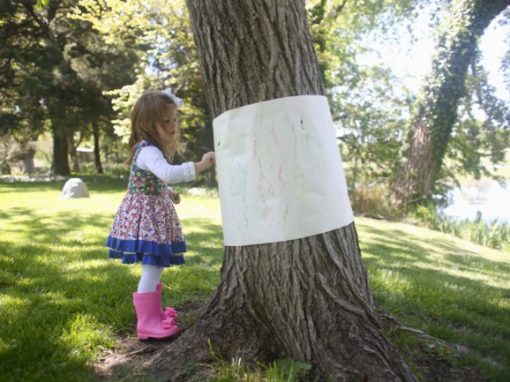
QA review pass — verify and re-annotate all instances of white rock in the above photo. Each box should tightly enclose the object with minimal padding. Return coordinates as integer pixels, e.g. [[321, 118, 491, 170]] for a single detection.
[[61, 178, 90, 198]]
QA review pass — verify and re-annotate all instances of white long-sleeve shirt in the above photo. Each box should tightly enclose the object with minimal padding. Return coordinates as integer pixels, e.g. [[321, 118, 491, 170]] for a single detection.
[[136, 146, 196, 184]]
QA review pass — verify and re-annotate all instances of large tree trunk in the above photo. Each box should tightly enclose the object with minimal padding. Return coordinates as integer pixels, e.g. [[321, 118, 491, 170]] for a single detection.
[[147, 1, 417, 381], [392, 0, 508, 208]]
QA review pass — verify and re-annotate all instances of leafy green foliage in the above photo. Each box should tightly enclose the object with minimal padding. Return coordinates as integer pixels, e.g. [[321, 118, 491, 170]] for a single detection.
[[442, 53, 509, 180], [81, 0, 211, 164], [0, 0, 140, 174], [337, 66, 413, 189]]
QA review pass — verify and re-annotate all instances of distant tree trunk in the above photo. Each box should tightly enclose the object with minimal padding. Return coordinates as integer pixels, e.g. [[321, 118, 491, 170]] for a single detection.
[[93, 121, 103, 174], [21, 107, 43, 176], [51, 121, 70, 176], [21, 145, 36, 175], [44, 4, 72, 177], [148, 1, 417, 381], [392, 0, 509, 208], [17, 138, 37, 176], [68, 133, 80, 173], [0, 163, 11, 175]]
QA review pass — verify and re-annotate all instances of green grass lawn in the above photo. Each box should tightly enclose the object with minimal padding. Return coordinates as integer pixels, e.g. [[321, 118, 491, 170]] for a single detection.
[[0, 176, 509, 381]]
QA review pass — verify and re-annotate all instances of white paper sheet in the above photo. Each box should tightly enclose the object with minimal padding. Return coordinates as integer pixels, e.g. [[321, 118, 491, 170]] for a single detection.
[[213, 95, 353, 246]]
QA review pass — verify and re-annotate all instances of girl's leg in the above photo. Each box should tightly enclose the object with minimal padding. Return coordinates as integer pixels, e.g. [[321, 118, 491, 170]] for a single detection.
[[133, 264, 179, 340], [137, 264, 164, 293]]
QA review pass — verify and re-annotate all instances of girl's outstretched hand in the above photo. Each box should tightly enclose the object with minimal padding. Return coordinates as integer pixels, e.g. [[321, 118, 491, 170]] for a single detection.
[[195, 151, 215, 174], [202, 151, 215, 167]]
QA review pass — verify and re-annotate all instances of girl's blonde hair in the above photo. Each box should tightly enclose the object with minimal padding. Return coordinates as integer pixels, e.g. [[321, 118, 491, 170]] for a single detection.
[[127, 90, 185, 164]]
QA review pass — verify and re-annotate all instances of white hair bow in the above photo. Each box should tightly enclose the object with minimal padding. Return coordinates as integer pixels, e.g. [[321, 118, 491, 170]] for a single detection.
[[162, 88, 183, 108]]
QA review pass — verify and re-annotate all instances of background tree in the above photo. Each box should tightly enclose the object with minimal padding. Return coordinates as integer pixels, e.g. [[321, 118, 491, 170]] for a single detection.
[[338, 66, 413, 216], [0, 0, 139, 175], [392, 0, 509, 208], [146, 1, 417, 381], [82, 0, 213, 169], [0, 0, 49, 174]]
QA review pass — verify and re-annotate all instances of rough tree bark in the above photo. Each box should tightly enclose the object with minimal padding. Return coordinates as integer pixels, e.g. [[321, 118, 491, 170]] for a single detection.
[[147, 1, 417, 381], [392, 0, 509, 208]]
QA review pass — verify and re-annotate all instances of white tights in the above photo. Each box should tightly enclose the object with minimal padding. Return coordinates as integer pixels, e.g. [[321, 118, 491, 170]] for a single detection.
[[137, 264, 164, 293]]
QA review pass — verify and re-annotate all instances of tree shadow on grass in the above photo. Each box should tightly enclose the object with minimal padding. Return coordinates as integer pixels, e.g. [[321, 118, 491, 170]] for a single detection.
[[180, 219, 224, 263], [1, 206, 114, 247], [357, 223, 510, 380], [0, 240, 138, 381], [0, 209, 224, 382], [359, 224, 510, 283]]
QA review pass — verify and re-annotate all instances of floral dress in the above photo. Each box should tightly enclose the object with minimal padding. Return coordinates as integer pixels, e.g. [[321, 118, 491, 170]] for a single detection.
[[106, 141, 186, 267]]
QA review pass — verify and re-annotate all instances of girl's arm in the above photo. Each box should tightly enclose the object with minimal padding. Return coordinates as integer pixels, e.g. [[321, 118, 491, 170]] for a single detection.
[[137, 147, 215, 184], [137, 146, 195, 184]]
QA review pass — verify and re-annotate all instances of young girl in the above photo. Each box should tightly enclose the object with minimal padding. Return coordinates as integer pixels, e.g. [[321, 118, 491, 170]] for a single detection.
[[106, 89, 215, 340]]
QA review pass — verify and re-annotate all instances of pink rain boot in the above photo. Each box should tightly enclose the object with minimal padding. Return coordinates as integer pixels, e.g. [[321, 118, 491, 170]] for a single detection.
[[156, 283, 178, 320], [132, 290, 180, 340]]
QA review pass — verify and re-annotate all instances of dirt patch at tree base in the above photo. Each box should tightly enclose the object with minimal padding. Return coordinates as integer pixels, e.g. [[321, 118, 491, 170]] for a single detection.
[[95, 299, 210, 381], [95, 333, 486, 382], [95, 300, 487, 381], [410, 344, 486, 382]]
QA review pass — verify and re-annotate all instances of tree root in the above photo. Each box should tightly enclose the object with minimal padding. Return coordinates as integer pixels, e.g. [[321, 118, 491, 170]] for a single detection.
[[377, 306, 470, 354], [143, 226, 419, 381]]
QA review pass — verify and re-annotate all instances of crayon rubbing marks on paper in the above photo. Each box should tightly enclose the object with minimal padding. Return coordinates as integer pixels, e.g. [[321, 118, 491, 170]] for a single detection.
[[239, 162, 248, 228], [226, 155, 248, 228], [253, 129, 270, 212], [270, 119, 284, 157], [288, 115, 298, 161]]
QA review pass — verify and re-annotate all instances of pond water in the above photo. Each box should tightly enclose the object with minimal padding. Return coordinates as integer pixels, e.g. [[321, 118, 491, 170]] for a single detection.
[[440, 178, 510, 223]]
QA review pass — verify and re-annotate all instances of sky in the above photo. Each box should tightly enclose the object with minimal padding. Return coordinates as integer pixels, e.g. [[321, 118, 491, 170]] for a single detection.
[[480, 15, 509, 101]]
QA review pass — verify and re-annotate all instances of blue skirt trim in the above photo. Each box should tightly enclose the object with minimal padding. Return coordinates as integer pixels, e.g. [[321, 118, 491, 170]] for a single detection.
[[106, 236, 186, 267]]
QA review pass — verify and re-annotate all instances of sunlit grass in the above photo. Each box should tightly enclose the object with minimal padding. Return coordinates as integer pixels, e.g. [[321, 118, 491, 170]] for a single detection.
[[0, 177, 509, 381], [0, 177, 223, 381], [358, 218, 510, 381]]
